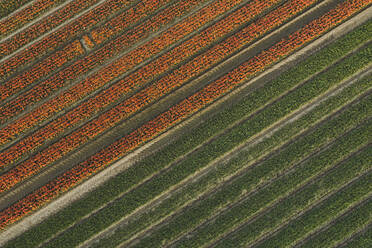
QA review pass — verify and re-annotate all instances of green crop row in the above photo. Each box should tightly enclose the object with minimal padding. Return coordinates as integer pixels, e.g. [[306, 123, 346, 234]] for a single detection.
[[5, 20, 372, 248], [94, 73, 372, 247], [41, 34, 372, 248], [173, 118, 372, 248], [217, 154, 372, 247], [341, 223, 372, 248], [132, 112, 372, 247], [253, 160, 372, 248], [299, 197, 372, 248], [213, 127, 372, 247]]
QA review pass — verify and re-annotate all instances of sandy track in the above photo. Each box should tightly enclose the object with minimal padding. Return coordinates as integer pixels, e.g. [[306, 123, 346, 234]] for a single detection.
[[0, 3, 370, 246]]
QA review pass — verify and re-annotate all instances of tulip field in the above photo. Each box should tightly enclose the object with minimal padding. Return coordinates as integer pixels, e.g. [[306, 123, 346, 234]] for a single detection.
[[0, 0, 371, 247]]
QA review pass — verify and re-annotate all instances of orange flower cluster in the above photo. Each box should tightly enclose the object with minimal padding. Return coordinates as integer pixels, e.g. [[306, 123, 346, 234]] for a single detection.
[[0, 0, 245, 188], [0, 0, 99, 58], [0, 0, 132, 80], [81, 35, 95, 50], [0, 0, 203, 125], [0, 40, 84, 102], [0, 0, 368, 230], [0, 0, 63, 37], [0, 0, 280, 167]]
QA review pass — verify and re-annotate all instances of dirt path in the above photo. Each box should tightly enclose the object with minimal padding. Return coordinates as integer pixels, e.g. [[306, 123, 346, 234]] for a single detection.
[[0, 4, 370, 246]]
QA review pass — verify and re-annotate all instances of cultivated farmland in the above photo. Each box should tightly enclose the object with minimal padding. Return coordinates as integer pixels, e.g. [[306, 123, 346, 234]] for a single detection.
[[0, 0, 371, 247]]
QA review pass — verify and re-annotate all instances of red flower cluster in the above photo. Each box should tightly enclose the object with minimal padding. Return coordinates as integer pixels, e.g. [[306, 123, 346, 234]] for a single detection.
[[0, 0, 99, 59], [0, 0, 132, 80], [0, 0, 203, 125], [0, 0, 369, 230], [0, 0, 282, 167]]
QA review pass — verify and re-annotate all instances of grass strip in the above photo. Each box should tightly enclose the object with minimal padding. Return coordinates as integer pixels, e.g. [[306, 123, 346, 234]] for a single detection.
[[253, 152, 372, 248], [41, 33, 372, 248], [132, 115, 372, 247], [216, 146, 372, 248], [94, 72, 372, 247], [299, 198, 372, 248], [173, 116, 371, 248], [341, 224, 372, 248], [4, 20, 371, 248]]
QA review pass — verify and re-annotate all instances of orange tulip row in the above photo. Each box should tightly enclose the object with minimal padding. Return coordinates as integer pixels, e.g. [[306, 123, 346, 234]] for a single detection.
[[0, 0, 368, 230], [0, 0, 247, 189], [0, 0, 274, 151], [0, 0, 204, 125], [90, 0, 177, 45], [0, 0, 100, 58], [0, 40, 85, 102], [0, 0, 315, 174], [0, 0, 175, 104], [0, 0, 65, 36], [0, 0, 133, 80], [0, 0, 241, 139]]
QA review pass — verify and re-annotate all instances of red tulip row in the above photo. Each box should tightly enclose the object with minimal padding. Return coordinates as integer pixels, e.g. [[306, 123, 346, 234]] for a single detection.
[[0, 0, 240, 135], [0, 0, 246, 188], [0, 0, 66, 37], [0, 0, 100, 59], [0, 40, 85, 102], [0, 0, 174, 104], [0, 0, 368, 231], [0, 0, 133, 80], [0, 0, 315, 173], [0, 0, 203, 125]]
